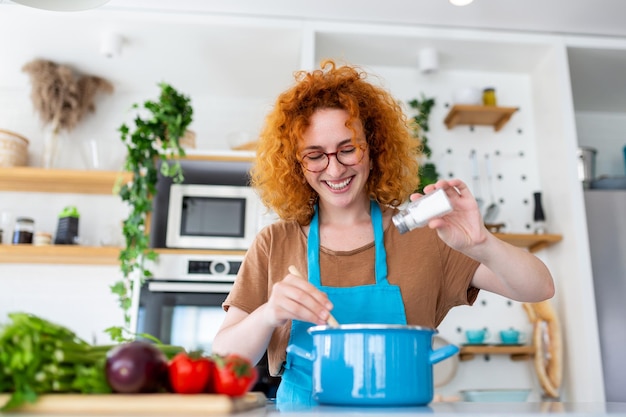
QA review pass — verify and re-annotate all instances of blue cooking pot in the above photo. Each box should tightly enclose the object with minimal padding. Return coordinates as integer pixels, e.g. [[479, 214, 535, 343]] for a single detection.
[[286, 324, 459, 406]]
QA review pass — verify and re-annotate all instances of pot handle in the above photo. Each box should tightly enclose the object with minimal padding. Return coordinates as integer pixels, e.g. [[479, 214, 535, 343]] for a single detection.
[[285, 344, 316, 362], [429, 344, 460, 365]]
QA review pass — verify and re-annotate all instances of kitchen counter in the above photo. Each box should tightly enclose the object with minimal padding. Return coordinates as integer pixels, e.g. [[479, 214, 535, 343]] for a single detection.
[[261, 401, 626, 417], [3, 400, 626, 416]]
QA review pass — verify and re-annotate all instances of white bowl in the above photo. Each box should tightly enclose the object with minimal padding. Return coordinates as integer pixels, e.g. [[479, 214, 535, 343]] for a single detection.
[[453, 87, 482, 105], [460, 389, 531, 402]]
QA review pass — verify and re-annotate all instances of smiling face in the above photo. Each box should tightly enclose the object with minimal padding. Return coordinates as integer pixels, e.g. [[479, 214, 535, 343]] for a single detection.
[[300, 108, 372, 210]]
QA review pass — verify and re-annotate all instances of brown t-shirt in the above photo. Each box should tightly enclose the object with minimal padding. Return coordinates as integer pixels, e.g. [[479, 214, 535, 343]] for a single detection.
[[223, 217, 480, 376]]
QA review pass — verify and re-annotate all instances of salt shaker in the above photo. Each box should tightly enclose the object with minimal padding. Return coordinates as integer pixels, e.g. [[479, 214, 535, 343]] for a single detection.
[[393, 188, 453, 234]]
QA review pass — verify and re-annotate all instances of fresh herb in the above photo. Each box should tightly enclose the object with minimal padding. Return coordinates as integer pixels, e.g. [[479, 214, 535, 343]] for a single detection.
[[0, 312, 183, 412], [0, 312, 111, 411], [111, 83, 193, 336], [408, 94, 440, 193]]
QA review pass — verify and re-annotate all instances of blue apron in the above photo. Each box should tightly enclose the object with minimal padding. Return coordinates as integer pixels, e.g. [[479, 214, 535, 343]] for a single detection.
[[276, 201, 408, 407]]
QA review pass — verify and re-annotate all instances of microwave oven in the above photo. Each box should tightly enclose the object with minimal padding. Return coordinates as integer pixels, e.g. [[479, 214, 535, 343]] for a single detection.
[[165, 183, 274, 251]]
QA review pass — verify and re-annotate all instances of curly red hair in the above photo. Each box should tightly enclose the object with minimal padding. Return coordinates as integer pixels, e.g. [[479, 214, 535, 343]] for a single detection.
[[251, 60, 421, 225]]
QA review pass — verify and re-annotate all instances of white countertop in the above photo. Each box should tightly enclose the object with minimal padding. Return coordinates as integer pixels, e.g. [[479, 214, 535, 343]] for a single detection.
[[2, 401, 626, 417], [247, 401, 626, 417]]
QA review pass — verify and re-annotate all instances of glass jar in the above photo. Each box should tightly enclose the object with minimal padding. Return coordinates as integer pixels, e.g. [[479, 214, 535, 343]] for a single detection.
[[483, 88, 497, 106], [12, 217, 35, 244]]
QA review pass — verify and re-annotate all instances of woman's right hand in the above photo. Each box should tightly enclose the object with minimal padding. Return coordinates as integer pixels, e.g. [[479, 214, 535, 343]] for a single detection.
[[263, 271, 334, 327]]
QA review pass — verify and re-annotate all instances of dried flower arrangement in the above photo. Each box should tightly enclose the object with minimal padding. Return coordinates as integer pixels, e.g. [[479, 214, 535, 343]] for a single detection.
[[22, 59, 114, 134]]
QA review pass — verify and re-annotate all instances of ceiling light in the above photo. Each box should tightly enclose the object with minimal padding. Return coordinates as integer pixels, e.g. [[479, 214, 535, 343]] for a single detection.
[[418, 48, 439, 74], [100, 32, 124, 58], [449, 0, 474, 6]]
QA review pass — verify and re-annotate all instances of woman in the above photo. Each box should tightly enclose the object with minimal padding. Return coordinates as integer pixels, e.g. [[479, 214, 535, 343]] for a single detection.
[[212, 60, 554, 405]]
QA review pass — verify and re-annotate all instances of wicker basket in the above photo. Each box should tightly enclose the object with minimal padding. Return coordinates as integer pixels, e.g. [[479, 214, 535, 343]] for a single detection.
[[0, 129, 29, 167]]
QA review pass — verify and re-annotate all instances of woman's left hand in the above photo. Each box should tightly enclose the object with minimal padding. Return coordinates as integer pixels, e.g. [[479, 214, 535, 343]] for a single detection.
[[419, 179, 488, 252], [421, 179, 555, 303]]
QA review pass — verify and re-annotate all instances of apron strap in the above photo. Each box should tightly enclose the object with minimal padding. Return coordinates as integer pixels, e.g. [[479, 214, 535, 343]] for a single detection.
[[371, 200, 389, 284], [307, 201, 389, 286]]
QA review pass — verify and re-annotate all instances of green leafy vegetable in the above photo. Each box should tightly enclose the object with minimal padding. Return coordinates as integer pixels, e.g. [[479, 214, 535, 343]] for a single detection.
[[0, 312, 183, 412]]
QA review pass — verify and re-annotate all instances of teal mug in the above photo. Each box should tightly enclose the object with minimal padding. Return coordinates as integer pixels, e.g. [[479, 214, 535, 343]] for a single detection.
[[499, 328, 526, 345], [465, 328, 490, 344]]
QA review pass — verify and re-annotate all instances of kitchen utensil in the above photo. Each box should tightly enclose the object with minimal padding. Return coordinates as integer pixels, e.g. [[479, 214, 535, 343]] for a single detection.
[[288, 265, 340, 328], [577, 146, 597, 188], [499, 328, 526, 345], [460, 389, 531, 402], [533, 191, 547, 234], [469, 150, 484, 211], [0, 392, 266, 415], [483, 153, 499, 223], [465, 328, 490, 344], [286, 324, 459, 406]]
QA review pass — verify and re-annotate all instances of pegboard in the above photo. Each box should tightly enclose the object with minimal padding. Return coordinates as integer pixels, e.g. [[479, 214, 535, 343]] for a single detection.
[[362, 65, 546, 395], [365, 66, 545, 234]]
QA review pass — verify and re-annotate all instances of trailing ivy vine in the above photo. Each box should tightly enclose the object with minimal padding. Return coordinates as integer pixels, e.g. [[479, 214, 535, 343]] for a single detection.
[[408, 94, 440, 193], [107, 83, 193, 341]]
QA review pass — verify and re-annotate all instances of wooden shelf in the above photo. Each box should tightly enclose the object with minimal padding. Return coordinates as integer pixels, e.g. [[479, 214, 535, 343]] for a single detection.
[[0, 244, 121, 265], [0, 245, 249, 265], [494, 232, 563, 253], [0, 167, 130, 194], [0, 153, 253, 194], [0, 232, 560, 267], [444, 105, 518, 131], [459, 344, 535, 361]]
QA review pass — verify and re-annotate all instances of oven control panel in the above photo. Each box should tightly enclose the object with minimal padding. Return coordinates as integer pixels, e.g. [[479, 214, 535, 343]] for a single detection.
[[150, 253, 244, 282]]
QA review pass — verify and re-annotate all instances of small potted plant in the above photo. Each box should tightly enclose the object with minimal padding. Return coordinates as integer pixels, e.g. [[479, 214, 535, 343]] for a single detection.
[[108, 83, 193, 340]]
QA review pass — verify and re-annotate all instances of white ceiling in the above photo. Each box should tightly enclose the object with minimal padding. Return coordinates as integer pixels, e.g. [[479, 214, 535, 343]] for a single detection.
[[103, 0, 626, 39], [103, 0, 626, 113], [7, 0, 626, 112]]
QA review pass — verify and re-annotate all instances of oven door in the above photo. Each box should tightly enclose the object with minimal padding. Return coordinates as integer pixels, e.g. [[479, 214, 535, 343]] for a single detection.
[[136, 280, 231, 351], [135, 279, 281, 398]]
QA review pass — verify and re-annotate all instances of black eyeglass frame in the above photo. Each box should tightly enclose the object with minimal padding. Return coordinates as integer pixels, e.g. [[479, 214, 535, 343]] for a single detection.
[[297, 143, 368, 173]]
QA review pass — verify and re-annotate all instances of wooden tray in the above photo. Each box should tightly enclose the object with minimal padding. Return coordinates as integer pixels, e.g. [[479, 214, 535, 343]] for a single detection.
[[0, 392, 267, 415]]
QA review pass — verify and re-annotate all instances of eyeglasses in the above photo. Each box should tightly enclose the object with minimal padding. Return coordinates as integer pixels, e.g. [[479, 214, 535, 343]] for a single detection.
[[299, 143, 367, 173]]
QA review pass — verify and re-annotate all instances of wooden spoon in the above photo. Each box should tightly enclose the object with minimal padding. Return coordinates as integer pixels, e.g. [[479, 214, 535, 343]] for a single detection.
[[288, 265, 340, 328]]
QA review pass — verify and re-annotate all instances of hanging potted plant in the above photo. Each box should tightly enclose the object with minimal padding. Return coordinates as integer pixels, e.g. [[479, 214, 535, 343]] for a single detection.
[[22, 59, 113, 168], [107, 82, 193, 341], [408, 94, 440, 193]]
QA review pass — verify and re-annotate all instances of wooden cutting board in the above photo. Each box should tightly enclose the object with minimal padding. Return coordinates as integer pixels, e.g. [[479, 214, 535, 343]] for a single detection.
[[0, 392, 267, 415]]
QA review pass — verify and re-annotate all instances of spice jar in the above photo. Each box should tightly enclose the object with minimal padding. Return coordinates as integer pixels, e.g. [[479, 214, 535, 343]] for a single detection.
[[482, 87, 497, 106], [12, 217, 34, 244], [34, 232, 52, 246]]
